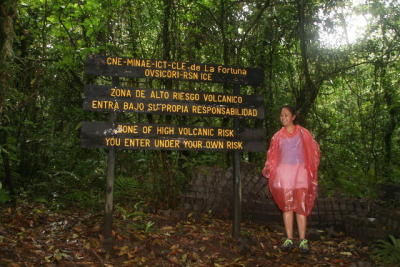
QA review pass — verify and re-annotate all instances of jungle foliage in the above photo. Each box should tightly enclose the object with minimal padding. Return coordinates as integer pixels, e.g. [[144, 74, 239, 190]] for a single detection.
[[0, 0, 399, 209]]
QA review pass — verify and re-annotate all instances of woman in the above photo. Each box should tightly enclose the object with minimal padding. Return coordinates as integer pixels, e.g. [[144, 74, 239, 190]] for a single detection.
[[262, 105, 320, 253]]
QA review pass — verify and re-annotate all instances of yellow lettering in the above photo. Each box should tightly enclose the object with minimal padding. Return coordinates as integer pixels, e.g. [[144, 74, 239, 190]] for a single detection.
[[105, 137, 121, 146], [116, 125, 138, 134], [182, 71, 199, 80], [150, 90, 170, 99], [217, 129, 234, 137], [155, 60, 167, 68], [110, 88, 132, 97], [205, 140, 224, 149], [226, 141, 243, 150], [154, 139, 180, 148], [135, 90, 145, 98], [204, 65, 215, 72], [124, 138, 150, 147], [200, 73, 212, 81], [156, 127, 175, 135], [183, 140, 203, 149], [142, 126, 153, 134], [106, 57, 121, 65], [217, 65, 247, 75], [123, 102, 145, 111], [126, 59, 151, 67], [191, 105, 257, 118], [171, 62, 186, 70], [91, 100, 119, 110], [126, 58, 134, 66], [203, 94, 243, 104], [178, 127, 214, 137], [190, 64, 201, 71], [172, 92, 199, 101]]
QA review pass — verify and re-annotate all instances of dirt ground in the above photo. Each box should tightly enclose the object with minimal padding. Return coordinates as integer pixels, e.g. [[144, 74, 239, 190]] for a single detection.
[[0, 202, 376, 266]]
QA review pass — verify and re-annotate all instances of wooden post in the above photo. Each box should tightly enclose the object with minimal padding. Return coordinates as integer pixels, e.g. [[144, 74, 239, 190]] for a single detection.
[[103, 77, 119, 254], [232, 84, 241, 239]]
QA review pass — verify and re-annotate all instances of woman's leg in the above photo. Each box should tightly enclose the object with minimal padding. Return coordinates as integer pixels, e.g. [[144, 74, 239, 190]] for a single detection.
[[293, 188, 308, 239], [283, 211, 294, 239], [296, 213, 307, 239], [296, 213, 310, 252]]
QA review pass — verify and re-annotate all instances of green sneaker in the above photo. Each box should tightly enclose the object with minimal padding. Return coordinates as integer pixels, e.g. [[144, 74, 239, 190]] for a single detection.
[[299, 239, 310, 253], [281, 238, 294, 251]]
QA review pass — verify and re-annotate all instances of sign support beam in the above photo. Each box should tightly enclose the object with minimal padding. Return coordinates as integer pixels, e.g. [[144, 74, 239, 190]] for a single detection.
[[103, 77, 118, 255], [232, 84, 242, 239]]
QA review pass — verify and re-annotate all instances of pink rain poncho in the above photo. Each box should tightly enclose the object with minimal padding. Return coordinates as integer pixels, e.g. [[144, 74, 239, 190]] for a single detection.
[[262, 125, 320, 216]]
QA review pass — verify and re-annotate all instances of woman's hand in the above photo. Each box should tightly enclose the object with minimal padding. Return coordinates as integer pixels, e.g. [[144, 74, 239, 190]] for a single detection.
[[262, 167, 268, 178]]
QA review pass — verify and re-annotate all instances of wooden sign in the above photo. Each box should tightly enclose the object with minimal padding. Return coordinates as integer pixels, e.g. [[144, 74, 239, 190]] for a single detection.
[[84, 85, 264, 108], [82, 136, 265, 152], [85, 55, 264, 86], [82, 134, 264, 152], [83, 98, 264, 119], [83, 55, 266, 248], [81, 121, 265, 140], [81, 122, 265, 152]]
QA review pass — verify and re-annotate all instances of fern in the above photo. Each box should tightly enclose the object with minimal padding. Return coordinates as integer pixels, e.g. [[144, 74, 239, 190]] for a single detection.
[[374, 235, 400, 265], [114, 176, 142, 204], [0, 182, 10, 204]]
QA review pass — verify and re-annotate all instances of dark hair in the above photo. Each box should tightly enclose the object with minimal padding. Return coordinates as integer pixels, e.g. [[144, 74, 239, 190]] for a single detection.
[[281, 105, 296, 116], [281, 105, 299, 124]]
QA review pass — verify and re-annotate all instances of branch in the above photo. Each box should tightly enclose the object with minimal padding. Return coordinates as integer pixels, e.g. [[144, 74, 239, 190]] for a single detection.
[[237, 1, 271, 57], [58, 16, 77, 50], [195, 3, 219, 27], [319, 59, 384, 83]]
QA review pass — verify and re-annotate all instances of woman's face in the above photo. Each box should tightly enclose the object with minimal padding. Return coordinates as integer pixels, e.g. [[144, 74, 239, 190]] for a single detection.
[[280, 108, 296, 127]]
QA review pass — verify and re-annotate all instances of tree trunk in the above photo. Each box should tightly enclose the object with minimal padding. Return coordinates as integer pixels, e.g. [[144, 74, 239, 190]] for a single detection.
[[0, 132, 14, 197], [0, 0, 17, 198], [381, 65, 397, 178], [296, 0, 319, 124], [0, 0, 17, 113]]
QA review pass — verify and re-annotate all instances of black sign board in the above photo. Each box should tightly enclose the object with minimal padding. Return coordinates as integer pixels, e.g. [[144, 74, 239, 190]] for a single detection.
[[82, 136, 264, 152], [81, 121, 265, 140], [85, 55, 264, 86], [84, 85, 264, 107], [81, 122, 265, 152], [83, 98, 264, 119]]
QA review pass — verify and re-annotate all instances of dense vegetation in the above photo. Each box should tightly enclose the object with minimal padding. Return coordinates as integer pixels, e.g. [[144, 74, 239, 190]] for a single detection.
[[1, 0, 399, 210]]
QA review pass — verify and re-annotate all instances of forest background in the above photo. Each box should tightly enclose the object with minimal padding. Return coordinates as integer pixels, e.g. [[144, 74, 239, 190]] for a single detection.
[[0, 0, 399, 211]]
